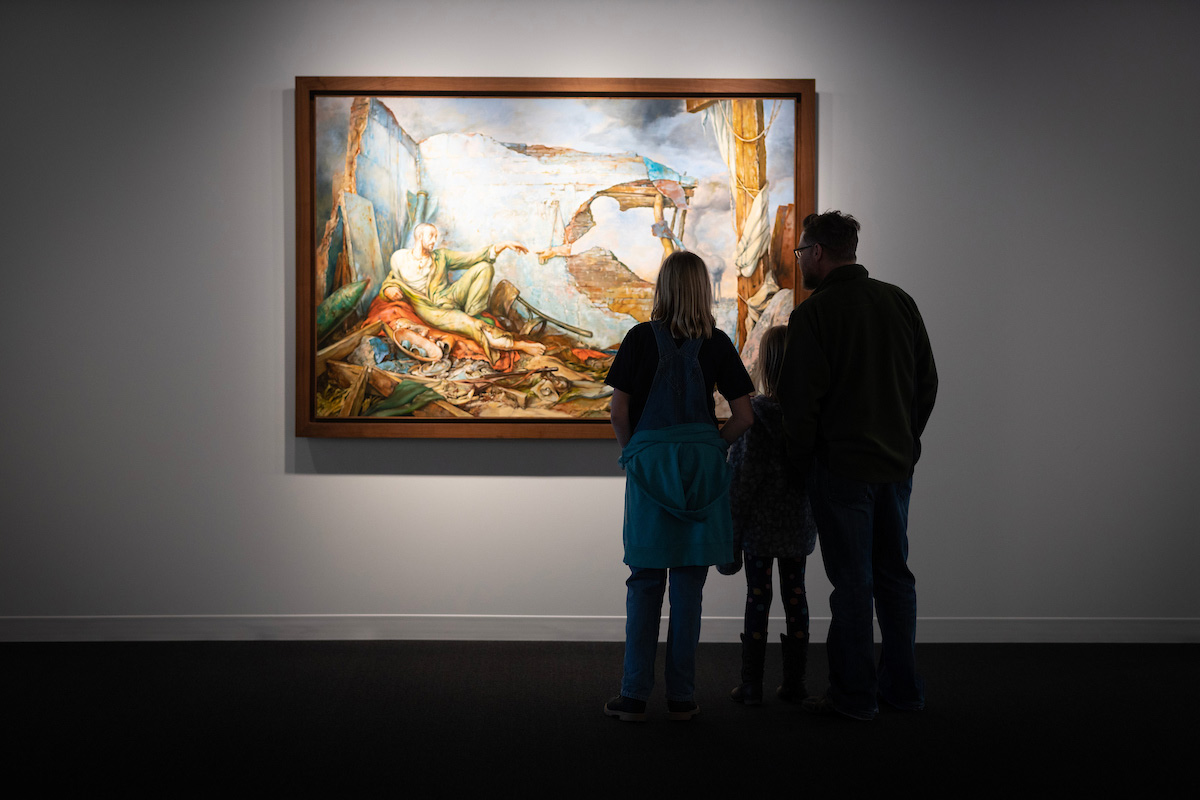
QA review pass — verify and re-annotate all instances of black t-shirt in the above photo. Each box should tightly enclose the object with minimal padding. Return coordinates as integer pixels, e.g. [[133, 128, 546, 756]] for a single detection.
[[604, 321, 754, 430]]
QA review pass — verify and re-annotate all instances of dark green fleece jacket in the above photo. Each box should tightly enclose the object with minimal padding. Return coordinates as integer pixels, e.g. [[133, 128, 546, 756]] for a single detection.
[[780, 264, 937, 484]]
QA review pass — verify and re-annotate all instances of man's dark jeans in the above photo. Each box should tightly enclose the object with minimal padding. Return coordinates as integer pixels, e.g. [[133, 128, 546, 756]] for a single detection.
[[808, 460, 925, 719]]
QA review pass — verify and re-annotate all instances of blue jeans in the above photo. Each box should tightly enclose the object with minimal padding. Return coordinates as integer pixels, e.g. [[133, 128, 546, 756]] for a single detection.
[[808, 460, 924, 719], [621, 565, 708, 702]]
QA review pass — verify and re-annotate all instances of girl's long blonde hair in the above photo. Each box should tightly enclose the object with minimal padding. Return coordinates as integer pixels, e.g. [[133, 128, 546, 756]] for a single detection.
[[651, 250, 715, 339], [754, 325, 789, 399]]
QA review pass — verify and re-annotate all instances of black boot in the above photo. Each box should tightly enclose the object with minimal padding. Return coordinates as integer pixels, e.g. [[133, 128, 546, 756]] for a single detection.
[[777, 632, 809, 703], [730, 633, 767, 705]]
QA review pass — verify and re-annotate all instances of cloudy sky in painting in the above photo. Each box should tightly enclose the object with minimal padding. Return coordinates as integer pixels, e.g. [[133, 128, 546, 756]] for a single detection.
[[378, 96, 793, 197], [381, 97, 721, 175], [319, 95, 794, 314]]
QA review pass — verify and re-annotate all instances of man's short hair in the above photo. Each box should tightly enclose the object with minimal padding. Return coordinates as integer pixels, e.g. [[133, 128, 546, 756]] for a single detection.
[[801, 211, 860, 262]]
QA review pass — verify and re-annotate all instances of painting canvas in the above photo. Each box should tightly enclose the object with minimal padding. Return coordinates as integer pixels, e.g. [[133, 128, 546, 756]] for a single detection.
[[296, 78, 815, 438]]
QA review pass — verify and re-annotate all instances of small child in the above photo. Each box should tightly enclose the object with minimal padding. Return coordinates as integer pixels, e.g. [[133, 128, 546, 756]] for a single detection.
[[722, 324, 818, 705]]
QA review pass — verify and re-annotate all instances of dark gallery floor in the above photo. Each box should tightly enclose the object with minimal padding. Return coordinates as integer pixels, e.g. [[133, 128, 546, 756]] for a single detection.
[[5, 639, 1194, 794]]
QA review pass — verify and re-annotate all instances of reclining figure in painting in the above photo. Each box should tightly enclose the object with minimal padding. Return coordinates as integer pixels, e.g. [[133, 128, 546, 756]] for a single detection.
[[379, 222, 546, 365]]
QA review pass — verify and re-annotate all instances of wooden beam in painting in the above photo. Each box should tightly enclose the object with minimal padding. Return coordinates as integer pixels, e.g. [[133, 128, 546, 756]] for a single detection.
[[685, 98, 720, 113], [326, 361, 369, 417], [315, 320, 385, 378], [732, 99, 767, 348], [769, 203, 805, 298]]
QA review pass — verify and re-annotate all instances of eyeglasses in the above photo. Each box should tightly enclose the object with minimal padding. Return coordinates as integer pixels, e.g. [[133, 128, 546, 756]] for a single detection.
[[794, 244, 817, 259]]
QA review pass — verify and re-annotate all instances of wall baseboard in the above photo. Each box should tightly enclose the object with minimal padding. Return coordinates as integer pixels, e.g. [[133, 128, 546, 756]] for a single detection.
[[2, 615, 1197, 643]]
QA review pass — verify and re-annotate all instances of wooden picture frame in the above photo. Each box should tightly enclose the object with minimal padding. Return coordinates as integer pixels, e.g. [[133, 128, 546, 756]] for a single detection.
[[296, 77, 816, 438]]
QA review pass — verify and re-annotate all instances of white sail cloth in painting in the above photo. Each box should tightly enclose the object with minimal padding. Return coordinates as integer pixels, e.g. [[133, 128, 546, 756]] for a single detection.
[[701, 99, 772, 278], [733, 180, 771, 277]]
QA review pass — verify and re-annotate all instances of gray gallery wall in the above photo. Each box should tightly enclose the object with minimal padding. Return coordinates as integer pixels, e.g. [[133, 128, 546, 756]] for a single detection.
[[2, 0, 1197, 642]]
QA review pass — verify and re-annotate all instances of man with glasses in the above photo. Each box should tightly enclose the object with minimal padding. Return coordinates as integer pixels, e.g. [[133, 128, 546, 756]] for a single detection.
[[779, 211, 938, 721]]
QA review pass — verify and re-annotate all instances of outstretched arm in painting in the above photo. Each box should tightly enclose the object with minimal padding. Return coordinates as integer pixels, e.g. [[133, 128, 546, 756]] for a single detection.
[[492, 241, 529, 257]]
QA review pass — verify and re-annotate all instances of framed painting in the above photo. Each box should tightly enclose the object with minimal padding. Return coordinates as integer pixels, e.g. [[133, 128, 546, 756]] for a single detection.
[[296, 77, 816, 438]]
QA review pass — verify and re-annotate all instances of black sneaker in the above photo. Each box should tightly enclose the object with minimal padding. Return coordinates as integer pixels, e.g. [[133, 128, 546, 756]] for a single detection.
[[604, 695, 647, 722], [666, 699, 700, 721], [802, 693, 874, 721], [800, 693, 838, 715], [878, 692, 925, 712]]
